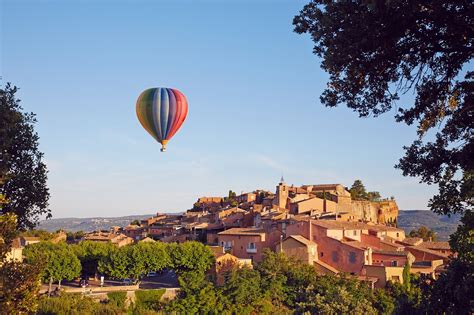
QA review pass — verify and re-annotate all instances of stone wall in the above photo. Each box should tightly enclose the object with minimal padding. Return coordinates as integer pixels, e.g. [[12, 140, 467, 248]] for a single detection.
[[350, 200, 399, 224]]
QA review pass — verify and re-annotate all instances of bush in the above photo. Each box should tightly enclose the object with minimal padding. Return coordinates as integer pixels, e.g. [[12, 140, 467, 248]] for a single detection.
[[107, 291, 127, 308], [37, 293, 122, 315], [135, 289, 166, 311]]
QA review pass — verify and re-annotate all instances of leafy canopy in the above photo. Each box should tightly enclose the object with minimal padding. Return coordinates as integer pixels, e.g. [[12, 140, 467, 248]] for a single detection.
[[0, 83, 50, 229], [294, 1, 473, 216]]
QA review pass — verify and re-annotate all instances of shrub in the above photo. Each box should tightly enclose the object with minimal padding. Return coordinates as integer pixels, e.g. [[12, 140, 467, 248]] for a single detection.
[[107, 291, 127, 308], [37, 293, 97, 315], [37, 293, 122, 315], [135, 289, 166, 311]]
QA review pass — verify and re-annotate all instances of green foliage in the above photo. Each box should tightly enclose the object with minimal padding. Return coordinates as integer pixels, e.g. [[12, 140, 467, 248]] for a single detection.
[[428, 258, 474, 314], [166, 271, 227, 314], [449, 210, 474, 262], [0, 83, 50, 230], [134, 289, 165, 312], [73, 240, 115, 277], [409, 226, 437, 241], [349, 180, 382, 202], [24, 241, 81, 286], [350, 180, 368, 200], [0, 213, 43, 313], [169, 241, 214, 274], [130, 219, 141, 226], [386, 280, 423, 314], [66, 230, 84, 242], [107, 291, 127, 309], [37, 293, 122, 315], [427, 211, 473, 314], [0, 213, 18, 260], [20, 229, 54, 241], [98, 242, 170, 280], [372, 288, 396, 315], [0, 260, 44, 314], [402, 263, 411, 291]]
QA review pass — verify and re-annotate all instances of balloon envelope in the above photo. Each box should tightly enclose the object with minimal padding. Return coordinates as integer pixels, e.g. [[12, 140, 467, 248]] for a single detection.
[[136, 88, 188, 152]]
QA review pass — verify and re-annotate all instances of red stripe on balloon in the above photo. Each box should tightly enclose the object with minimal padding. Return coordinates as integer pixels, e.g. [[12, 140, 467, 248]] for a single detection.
[[166, 89, 188, 140]]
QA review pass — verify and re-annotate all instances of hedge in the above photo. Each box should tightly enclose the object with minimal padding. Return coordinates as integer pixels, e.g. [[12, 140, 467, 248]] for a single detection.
[[134, 289, 166, 311], [107, 291, 127, 308]]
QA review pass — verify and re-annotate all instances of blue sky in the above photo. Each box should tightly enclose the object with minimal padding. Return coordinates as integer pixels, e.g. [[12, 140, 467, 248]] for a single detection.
[[2, 0, 437, 218]]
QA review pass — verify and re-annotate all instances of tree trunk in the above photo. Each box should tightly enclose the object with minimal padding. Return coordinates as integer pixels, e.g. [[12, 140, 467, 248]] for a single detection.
[[48, 277, 53, 297], [58, 279, 62, 290]]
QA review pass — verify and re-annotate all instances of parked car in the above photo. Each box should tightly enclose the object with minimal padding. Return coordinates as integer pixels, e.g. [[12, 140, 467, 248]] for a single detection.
[[147, 271, 157, 277], [122, 278, 135, 285]]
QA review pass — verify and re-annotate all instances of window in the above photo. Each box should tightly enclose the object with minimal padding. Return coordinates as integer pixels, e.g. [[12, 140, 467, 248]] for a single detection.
[[353, 230, 357, 236], [349, 252, 356, 263], [332, 251, 338, 262], [391, 261, 398, 267], [247, 242, 256, 249], [320, 252, 324, 257], [396, 232, 399, 237]]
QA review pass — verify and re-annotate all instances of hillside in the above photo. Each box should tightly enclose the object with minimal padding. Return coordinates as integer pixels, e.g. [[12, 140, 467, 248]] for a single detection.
[[37, 214, 154, 232], [397, 210, 460, 241]]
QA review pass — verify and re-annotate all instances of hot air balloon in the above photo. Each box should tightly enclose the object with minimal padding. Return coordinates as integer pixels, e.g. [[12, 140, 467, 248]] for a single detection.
[[136, 88, 188, 152]]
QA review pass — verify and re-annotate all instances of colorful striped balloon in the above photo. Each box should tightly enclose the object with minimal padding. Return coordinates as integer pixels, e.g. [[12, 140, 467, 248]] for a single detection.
[[136, 88, 188, 152]]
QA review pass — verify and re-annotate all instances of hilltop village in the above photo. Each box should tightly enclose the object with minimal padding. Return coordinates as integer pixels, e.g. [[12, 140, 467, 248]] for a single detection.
[[72, 179, 449, 288], [12, 180, 451, 289]]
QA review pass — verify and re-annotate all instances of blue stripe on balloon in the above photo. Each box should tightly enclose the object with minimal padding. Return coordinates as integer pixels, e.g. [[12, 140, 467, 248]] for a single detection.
[[165, 89, 177, 140], [160, 88, 169, 139], [152, 88, 163, 141]]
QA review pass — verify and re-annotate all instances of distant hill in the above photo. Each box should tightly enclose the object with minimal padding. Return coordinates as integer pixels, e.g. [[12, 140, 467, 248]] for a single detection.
[[398, 210, 461, 241], [38, 210, 460, 241], [38, 214, 154, 232]]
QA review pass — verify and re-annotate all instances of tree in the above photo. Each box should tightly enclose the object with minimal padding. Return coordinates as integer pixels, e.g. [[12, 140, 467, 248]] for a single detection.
[[367, 191, 382, 202], [294, 4, 472, 309], [223, 267, 269, 314], [403, 263, 411, 291], [24, 242, 81, 292], [169, 241, 214, 274], [130, 219, 140, 226], [427, 211, 474, 313], [72, 240, 115, 277], [98, 242, 171, 281], [166, 271, 227, 314], [349, 180, 368, 200], [0, 260, 45, 314], [0, 213, 44, 313], [0, 83, 50, 229], [294, 1, 472, 216], [409, 226, 437, 241]]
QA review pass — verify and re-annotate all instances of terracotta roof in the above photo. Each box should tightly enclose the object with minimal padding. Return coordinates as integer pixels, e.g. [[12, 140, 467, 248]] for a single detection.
[[314, 260, 339, 274], [303, 184, 342, 189], [139, 237, 155, 243], [286, 235, 316, 247], [398, 237, 423, 246], [373, 250, 411, 257], [406, 246, 450, 258], [22, 236, 40, 241], [417, 241, 451, 250], [218, 228, 266, 236], [312, 220, 369, 230]]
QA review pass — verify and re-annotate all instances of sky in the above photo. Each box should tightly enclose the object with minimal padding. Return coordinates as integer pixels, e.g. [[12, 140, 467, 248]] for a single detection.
[[1, 0, 438, 218]]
